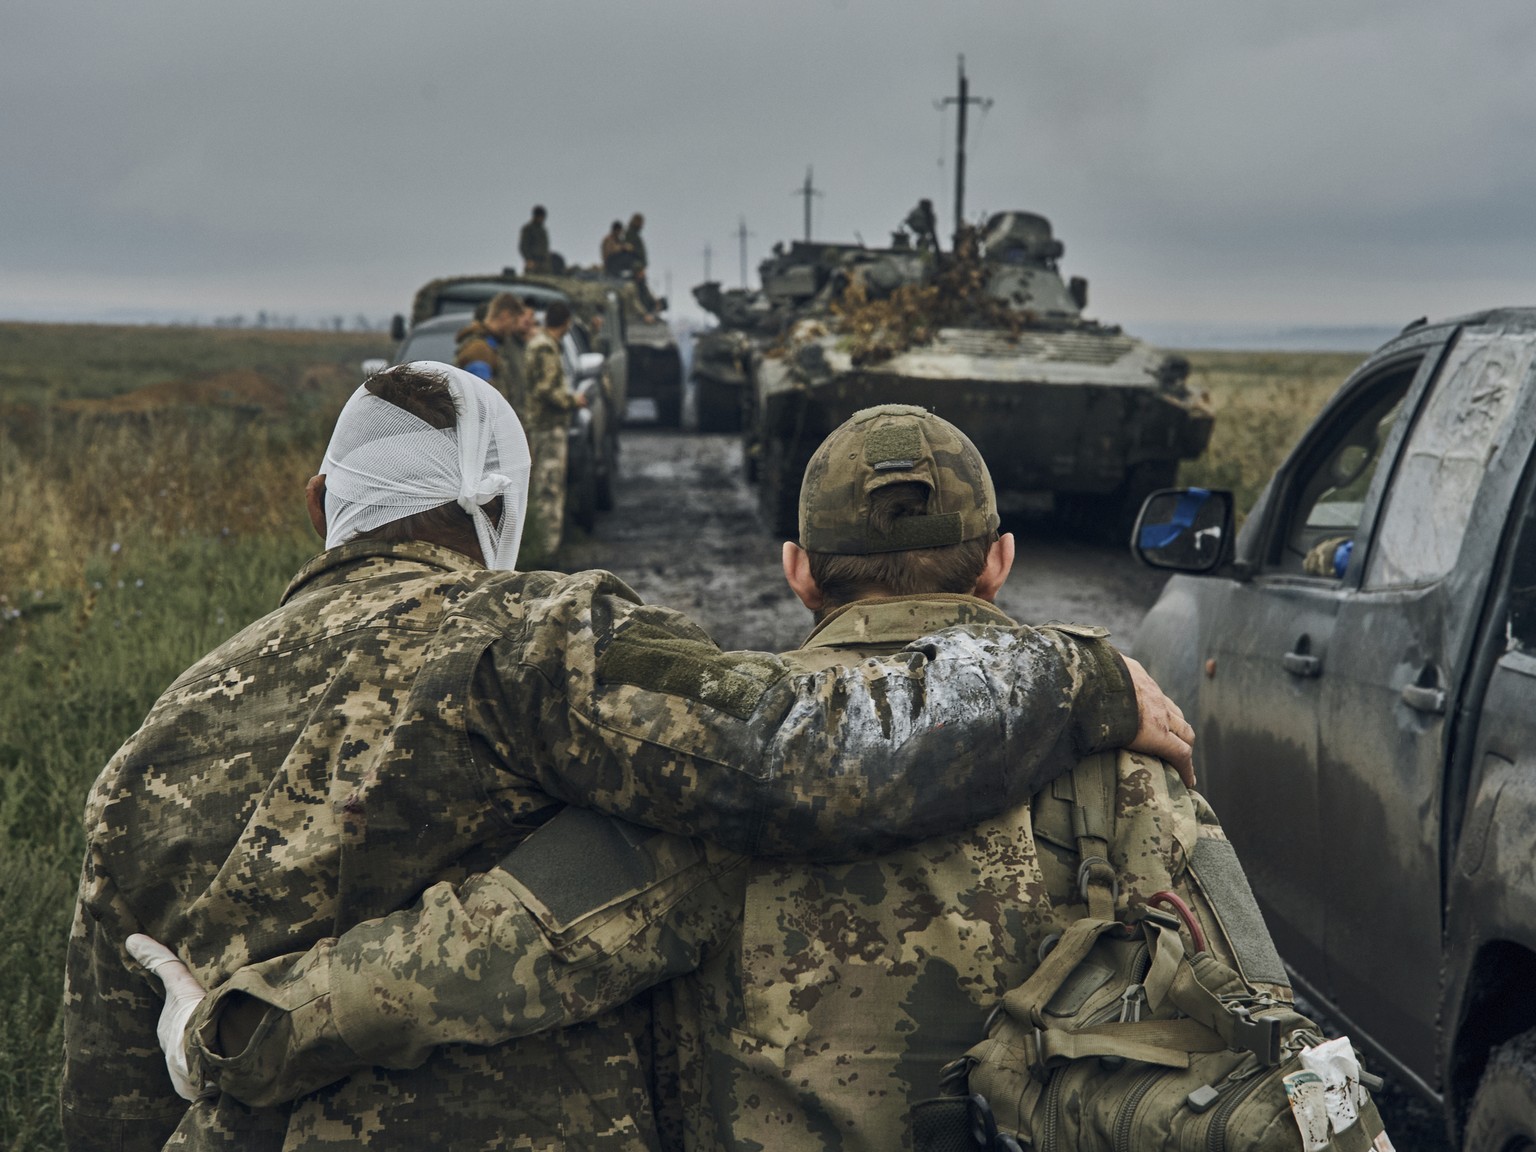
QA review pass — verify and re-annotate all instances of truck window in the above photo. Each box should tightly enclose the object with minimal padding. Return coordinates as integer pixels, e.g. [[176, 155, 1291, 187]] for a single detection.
[[1366, 332, 1531, 588], [1272, 364, 1416, 576]]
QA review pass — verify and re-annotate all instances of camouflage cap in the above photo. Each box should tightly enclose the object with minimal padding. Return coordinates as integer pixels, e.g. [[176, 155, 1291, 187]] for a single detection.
[[799, 405, 999, 554]]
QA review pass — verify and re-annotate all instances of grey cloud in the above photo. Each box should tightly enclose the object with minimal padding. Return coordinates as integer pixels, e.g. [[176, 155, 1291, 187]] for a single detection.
[[3, 0, 1536, 326]]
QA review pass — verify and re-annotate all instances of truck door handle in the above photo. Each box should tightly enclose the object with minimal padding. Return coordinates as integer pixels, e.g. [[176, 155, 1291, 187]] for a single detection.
[[1282, 652, 1322, 677], [1401, 684, 1447, 714]]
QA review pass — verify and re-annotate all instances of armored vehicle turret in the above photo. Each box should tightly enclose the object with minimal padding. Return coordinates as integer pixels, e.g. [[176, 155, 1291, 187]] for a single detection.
[[745, 211, 1214, 539]]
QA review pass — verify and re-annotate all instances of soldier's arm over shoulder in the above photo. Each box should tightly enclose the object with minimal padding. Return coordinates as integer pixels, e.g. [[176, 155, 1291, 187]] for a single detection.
[[185, 812, 744, 1107], [473, 571, 1138, 859]]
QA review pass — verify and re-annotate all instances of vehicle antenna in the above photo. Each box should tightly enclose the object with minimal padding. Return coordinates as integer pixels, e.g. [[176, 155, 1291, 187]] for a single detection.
[[736, 216, 756, 288], [703, 241, 713, 284], [791, 166, 824, 243], [936, 55, 992, 243]]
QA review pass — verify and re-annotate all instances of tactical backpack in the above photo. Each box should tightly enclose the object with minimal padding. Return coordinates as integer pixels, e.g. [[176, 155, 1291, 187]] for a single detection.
[[909, 752, 1392, 1152]]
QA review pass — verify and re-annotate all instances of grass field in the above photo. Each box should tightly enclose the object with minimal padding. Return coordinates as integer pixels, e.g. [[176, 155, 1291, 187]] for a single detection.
[[0, 324, 1364, 1149]]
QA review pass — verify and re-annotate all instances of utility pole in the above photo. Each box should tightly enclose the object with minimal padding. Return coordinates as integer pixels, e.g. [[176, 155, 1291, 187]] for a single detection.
[[703, 241, 713, 284], [936, 55, 992, 242], [735, 216, 755, 288], [791, 166, 823, 243]]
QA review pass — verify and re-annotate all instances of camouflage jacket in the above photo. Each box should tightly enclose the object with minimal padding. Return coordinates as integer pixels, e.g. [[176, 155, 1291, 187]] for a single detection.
[[454, 319, 523, 410], [63, 551, 1137, 1152], [175, 594, 1150, 1150], [524, 330, 572, 421]]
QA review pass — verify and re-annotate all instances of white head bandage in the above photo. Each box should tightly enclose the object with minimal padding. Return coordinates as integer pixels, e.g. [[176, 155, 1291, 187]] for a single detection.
[[320, 362, 531, 570]]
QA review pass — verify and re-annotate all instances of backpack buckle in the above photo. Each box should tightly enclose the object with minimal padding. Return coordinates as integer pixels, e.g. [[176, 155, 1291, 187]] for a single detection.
[[1076, 856, 1119, 906], [1229, 1005, 1281, 1066]]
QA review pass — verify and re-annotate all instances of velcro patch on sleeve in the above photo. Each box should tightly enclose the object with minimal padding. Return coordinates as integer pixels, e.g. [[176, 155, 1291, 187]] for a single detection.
[[599, 621, 786, 719]]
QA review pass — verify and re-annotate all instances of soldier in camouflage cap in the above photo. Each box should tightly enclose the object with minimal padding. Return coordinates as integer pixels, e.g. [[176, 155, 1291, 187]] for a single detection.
[[797, 402, 998, 558], [134, 406, 1199, 1151], [64, 374, 1192, 1151]]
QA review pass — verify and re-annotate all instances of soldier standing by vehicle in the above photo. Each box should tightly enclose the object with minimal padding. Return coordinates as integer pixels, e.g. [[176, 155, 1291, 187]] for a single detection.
[[519, 205, 551, 273], [524, 301, 578, 554], [454, 291, 528, 410]]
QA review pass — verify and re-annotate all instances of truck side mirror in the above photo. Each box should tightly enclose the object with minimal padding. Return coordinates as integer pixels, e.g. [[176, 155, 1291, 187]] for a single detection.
[[1069, 277, 1089, 311], [1132, 488, 1234, 573], [390, 314, 406, 342]]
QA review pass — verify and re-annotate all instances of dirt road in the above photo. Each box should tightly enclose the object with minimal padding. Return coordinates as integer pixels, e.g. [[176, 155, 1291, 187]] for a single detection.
[[560, 428, 1171, 652]]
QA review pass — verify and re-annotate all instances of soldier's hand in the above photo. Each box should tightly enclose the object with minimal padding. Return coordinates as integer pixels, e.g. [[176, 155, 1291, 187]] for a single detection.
[[1121, 655, 1196, 787], [126, 933, 208, 1101]]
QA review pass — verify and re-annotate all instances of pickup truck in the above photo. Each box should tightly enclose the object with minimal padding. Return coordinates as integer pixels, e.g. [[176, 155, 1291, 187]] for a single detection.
[[1130, 307, 1536, 1151]]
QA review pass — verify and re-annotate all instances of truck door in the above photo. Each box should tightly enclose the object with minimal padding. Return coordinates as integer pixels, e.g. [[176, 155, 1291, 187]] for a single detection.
[[1201, 353, 1424, 992], [1319, 328, 1536, 1082]]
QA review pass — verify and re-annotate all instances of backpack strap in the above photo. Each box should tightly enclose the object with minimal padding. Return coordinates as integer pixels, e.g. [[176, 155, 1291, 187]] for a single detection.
[[1060, 751, 1119, 920]]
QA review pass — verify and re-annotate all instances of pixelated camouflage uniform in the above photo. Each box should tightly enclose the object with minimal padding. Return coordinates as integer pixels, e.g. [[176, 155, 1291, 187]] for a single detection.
[[171, 594, 1150, 1151], [63, 540, 1137, 1152], [524, 329, 573, 554]]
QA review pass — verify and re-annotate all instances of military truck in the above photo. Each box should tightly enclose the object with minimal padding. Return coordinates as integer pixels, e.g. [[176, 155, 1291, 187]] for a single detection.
[[1130, 308, 1536, 1150], [515, 270, 683, 427], [743, 213, 1214, 539]]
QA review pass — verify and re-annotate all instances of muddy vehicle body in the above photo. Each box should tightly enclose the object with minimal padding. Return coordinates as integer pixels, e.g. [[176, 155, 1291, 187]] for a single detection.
[[491, 269, 682, 426], [389, 277, 625, 529], [689, 281, 783, 433], [1131, 308, 1536, 1149], [404, 272, 631, 415], [743, 213, 1214, 538]]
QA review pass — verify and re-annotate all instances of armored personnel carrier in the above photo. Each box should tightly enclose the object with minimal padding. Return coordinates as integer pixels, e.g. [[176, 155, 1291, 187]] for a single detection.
[[689, 283, 777, 433], [745, 212, 1214, 539]]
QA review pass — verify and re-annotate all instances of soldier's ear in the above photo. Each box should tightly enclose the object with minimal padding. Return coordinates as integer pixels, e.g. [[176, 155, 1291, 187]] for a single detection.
[[782, 542, 824, 612], [306, 475, 328, 541], [973, 533, 1015, 602]]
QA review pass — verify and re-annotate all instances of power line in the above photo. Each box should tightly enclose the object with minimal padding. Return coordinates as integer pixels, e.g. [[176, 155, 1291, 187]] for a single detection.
[[735, 216, 756, 288], [791, 166, 824, 243], [935, 55, 992, 241]]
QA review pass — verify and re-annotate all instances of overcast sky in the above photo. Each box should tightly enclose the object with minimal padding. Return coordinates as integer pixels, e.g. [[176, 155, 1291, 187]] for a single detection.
[[5, 1, 1536, 330]]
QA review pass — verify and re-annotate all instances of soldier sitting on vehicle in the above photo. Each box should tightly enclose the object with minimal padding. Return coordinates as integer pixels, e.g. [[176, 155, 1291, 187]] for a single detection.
[[624, 211, 647, 272], [601, 219, 631, 275], [124, 409, 1249, 1152]]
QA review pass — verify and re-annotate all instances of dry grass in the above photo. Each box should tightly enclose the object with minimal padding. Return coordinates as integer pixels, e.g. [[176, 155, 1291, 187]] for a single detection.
[[1176, 349, 1368, 517]]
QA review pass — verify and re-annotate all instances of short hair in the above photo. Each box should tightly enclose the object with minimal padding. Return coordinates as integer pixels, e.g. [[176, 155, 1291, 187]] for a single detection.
[[532, 205, 546, 218], [610, 220, 623, 232], [544, 301, 572, 329], [486, 292, 525, 319], [628, 213, 644, 228], [806, 482, 993, 606], [351, 367, 500, 551]]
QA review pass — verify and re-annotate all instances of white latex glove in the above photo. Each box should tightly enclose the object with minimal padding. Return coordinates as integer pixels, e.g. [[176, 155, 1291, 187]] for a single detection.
[[126, 933, 208, 1101]]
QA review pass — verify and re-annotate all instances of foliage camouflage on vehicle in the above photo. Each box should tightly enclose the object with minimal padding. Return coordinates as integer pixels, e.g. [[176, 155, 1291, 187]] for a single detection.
[[740, 212, 1215, 539]]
